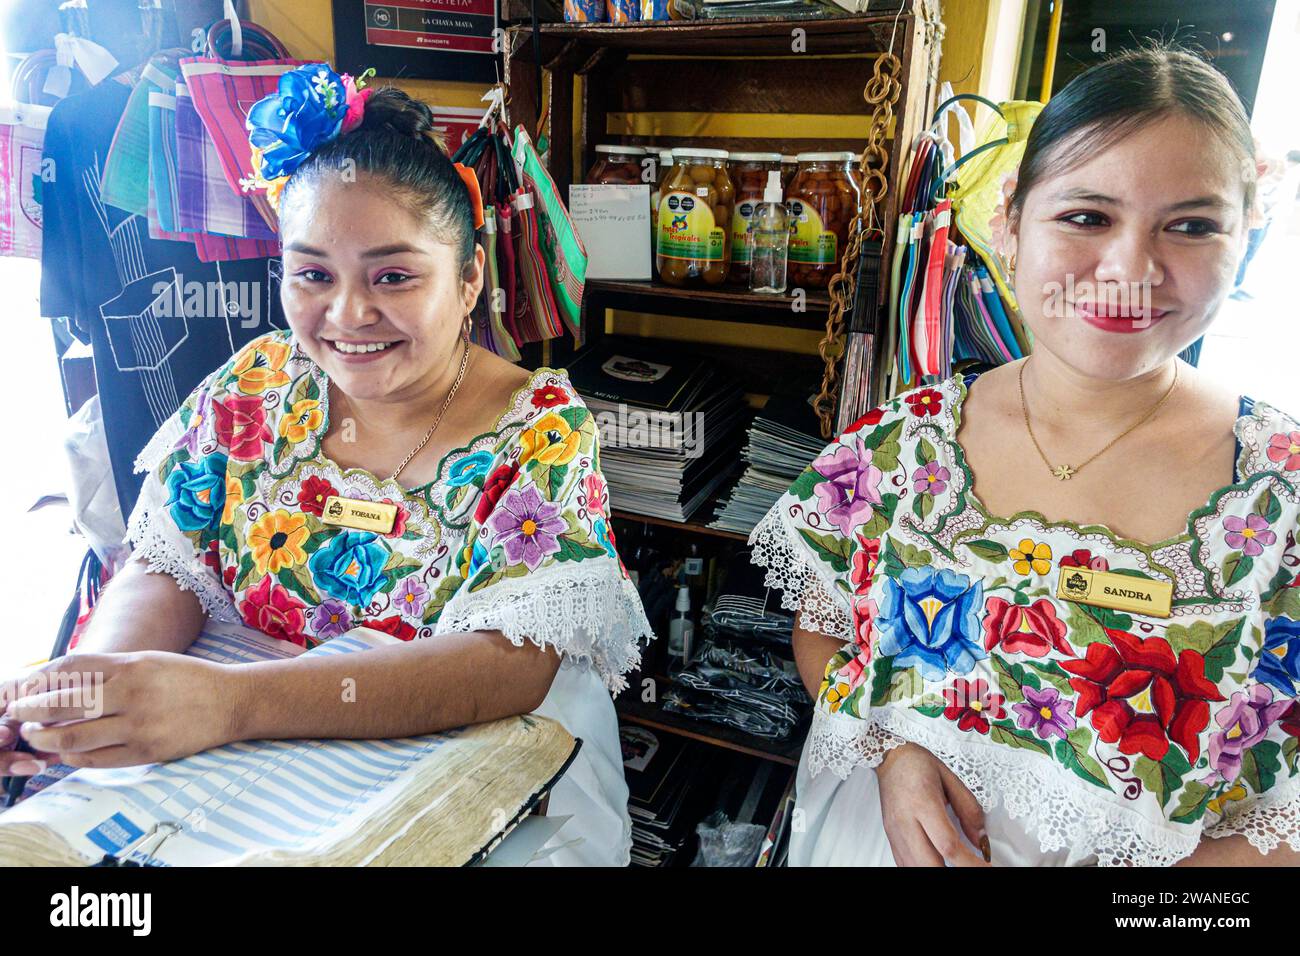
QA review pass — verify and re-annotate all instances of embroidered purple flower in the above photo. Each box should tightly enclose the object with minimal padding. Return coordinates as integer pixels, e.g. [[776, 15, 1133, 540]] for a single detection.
[[912, 460, 950, 496], [1223, 513, 1277, 557], [486, 485, 566, 571], [393, 576, 430, 620], [175, 390, 213, 457], [811, 437, 884, 537], [1011, 685, 1077, 741], [1207, 684, 1293, 782], [311, 599, 352, 640]]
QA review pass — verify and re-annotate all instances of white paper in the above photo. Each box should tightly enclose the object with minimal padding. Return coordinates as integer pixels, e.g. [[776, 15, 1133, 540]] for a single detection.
[[568, 184, 652, 281]]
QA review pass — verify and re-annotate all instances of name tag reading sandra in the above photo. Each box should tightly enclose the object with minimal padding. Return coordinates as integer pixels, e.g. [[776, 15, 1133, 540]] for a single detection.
[[320, 496, 397, 534], [1055, 566, 1174, 619]]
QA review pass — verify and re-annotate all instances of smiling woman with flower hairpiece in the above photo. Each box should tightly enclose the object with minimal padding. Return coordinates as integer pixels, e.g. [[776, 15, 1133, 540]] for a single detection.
[[0, 63, 653, 866]]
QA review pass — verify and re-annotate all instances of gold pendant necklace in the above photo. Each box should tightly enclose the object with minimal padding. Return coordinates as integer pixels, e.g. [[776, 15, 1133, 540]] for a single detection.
[[1018, 359, 1179, 481], [321, 335, 473, 534]]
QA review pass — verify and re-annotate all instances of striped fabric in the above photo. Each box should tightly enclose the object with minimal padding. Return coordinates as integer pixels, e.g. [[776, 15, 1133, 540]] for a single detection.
[[101, 55, 182, 217]]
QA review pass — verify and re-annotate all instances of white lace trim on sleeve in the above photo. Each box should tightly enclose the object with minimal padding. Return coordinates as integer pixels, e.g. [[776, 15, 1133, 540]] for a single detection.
[[125, 460, 239, 624], [806, 707, 1207, 867], [748, 503, 853, 641], [1202, 777, 1300, 856], [435, 558, 654, 695]]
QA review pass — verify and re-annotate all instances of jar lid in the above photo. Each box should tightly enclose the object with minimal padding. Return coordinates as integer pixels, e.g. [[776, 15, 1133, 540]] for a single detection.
[[594, 144, 648, 155], [658, 149, 675, 162], [795, 151, 858, 163], [729, 151, 782, 163], [672, 147, 731, 161]]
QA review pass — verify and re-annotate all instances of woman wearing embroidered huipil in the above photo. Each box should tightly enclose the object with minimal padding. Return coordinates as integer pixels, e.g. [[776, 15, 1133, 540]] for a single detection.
[[751, 46, 1300, 866], [0, 66, 653, 866]]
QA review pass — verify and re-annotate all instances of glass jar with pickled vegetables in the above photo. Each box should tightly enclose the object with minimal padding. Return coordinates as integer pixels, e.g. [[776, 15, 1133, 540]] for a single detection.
[[785, 151, 861, 289], [655, 148, 734, 287], [585, 144, 649, 185], [727, 151, 782, 284]]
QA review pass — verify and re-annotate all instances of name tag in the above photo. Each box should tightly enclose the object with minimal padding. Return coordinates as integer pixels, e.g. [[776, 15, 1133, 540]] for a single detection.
[[1055, 566, 1173, 619], [320, 496, 397, 534]]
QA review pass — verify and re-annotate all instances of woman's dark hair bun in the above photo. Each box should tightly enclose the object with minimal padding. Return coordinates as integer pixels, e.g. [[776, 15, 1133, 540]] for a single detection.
[[356, 86, 446, 152]]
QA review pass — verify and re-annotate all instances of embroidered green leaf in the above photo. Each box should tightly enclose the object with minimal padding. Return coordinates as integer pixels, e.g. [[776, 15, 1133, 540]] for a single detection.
[[786, 466, 821, 503], [897, 541, 933, 569], [422, 574, 464, 623], [880, 536, 907, 578], [1024, 659, 1075, 695], [1245, 740, 1282, 794], [557, 405, 589, 432], [1284, 736, 1298, 775], [1170, 780, 1213, 824], [915, 702, 946, 719], [989, 656, 1032, 704], [276, 567, 316, 606], [1253, 486, 1282, 524], [271, 436, 288, 463], [869, 655, 897, 707], [1065, 602, 1109, 647], [859, 494, 899, 540], [1089, 605, 1133, 633], [917, 436, 937, 467], [302, 529, 333, 555], [860, 416, 903, 454], [799, 528, 854, 573], [1056, 729, 1113, 791], [554, 534, 607, 563], [1264, 584, 1300, 619], [447, 483, 471, 513], [887, 667, 923, 702], [1203, 617, 1246, 682], [839, 680, 869, 719], [912, 492, 935, 522], [1133, 755, 1169, 807], [963, 539, 1009, 563], [1222, 550, 1254, 588], [233, 551, 257, 592], [990, 723, 1051, 755], [219, 521, 239, 552], [1164, 620, 1223, 656]]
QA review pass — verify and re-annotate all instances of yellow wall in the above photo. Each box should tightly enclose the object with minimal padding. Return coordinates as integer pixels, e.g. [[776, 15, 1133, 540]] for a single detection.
[[245, 0, 490, 108], [937, 0, 1028, 116]]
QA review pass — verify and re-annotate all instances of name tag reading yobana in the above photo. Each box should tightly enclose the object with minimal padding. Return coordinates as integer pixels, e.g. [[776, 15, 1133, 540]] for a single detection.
[[1055, 565, 1174, 619], [320, 496, 397, 534]]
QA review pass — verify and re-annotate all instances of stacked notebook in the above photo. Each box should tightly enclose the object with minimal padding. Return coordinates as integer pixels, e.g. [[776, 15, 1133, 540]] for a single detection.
[[567, 339, 747, 523], [621, 726, 711, 867], [0, 624, 579, 866], [711, 389, 826, 534]]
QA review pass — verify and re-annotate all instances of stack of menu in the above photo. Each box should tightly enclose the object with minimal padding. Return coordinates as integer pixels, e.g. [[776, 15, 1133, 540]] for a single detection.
[[567, 339, 747, 523], [710, 389, 826, 534]]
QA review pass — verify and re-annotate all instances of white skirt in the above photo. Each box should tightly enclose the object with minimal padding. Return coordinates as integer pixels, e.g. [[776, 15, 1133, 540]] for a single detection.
[[788, 735, 1076, 867]]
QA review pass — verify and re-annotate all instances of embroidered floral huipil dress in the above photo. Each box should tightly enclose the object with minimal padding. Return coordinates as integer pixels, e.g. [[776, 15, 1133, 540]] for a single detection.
[[126, 330, 655, 866], [750, 372, 1300, 866]]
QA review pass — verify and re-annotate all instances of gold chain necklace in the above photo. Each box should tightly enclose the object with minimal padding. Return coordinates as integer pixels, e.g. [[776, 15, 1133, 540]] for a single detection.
[[388, 333, 472, 483], [1018, 359, 1179, 481]]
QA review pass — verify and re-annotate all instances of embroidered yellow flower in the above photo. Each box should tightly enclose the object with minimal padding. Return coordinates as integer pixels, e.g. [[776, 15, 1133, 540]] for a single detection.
[[1207, 782, 1248, 817], [1011, 537, 1053, 576], [519, 412, 581, 467], [279, 398, 323, 444], [247, 509, 309, 574], [222, 473, 244, 525], [232, 339, 292, 395], [824, 681, 851, 713]]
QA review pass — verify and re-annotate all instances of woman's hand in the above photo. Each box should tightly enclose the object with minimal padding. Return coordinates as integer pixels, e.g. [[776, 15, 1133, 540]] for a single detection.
[[0, 652, 244, 772], [876, 741, 991, 867]]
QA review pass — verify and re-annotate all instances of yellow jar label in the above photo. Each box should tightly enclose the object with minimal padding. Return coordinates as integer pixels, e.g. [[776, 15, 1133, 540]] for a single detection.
[[788, 199, 837, 265], [658, 191, 724, 262], [731, 199, 758, 264]]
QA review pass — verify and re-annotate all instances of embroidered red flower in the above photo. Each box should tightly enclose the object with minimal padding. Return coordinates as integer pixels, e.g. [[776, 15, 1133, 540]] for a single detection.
[[845, 408, 885, 433], [202, 539, 222, 575], [530, 385, 569, 409], [1060, 629, 1225, 761], [850, 596, 876, 658], [1059, 548, 1110, 572], [982, 596, 1073, 658], [297, 475, 338, 517], [905, 389, 944, 418], [238, 574, 307, 646], [1281, 701, 1300, 739], [367, 615, 417, 642], [474, 461, 520, 524], [850, 535, 881, 595], [213, 393, 272, 461], [942, 678, 1005, 734]]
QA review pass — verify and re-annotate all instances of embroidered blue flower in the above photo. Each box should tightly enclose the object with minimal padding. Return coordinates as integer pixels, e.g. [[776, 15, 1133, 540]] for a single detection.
[[447, 450, 495, 488], [874, 566, 986, 680], [1257, 616, 1300, 695], [165, 453, 227, 532], [308, 530, 389, 606], [247, 64, 349, 180], [594, 519, 616, 559]]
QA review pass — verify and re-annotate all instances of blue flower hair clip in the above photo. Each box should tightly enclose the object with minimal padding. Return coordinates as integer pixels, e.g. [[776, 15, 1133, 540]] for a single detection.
[[241, 62, 377, 213]]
